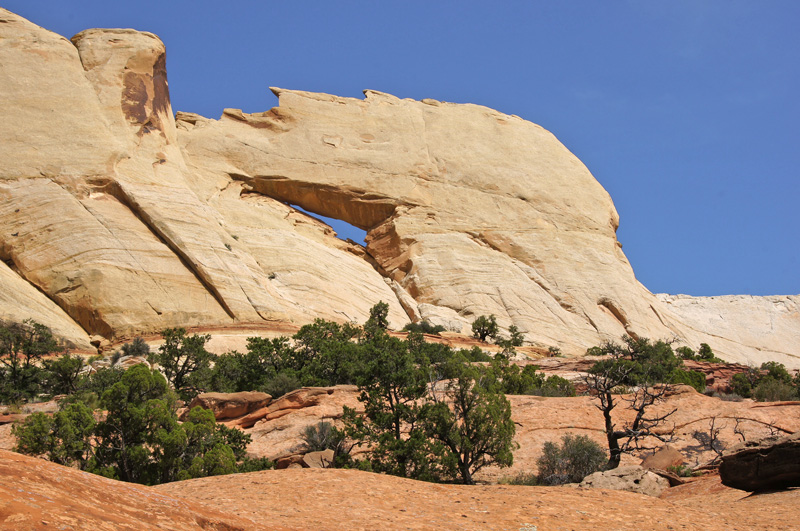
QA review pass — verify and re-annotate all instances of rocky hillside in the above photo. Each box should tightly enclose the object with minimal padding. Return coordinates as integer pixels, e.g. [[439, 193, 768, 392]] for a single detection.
[[0, 8, 797, 367]]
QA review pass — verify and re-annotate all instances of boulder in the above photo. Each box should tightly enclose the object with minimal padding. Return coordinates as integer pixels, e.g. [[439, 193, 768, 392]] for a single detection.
[[720, 433, 800, 491], [275, 454, 305, 469], [640, 445, 684, 471], [114, 355, 150, 370], [184, 391, 272, 421], [579, 466, 670, 497], [302, 449, 335, 468]]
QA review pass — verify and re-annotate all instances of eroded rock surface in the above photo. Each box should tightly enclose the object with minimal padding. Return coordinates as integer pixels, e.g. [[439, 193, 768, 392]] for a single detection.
[[0, 449, 271, 530], [720, 433, 800, 491], [183, 391, 272, 421], [580, 465, 670, 497], [0, 8, 798, 367]]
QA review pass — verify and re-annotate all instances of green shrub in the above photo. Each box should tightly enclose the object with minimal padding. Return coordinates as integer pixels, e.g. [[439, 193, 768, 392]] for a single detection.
[[536, 433, 606, 485], [760, 361, 793, 384], [365, 301, 389, 331], [533, 375, 577, 397], [729, 362, 798, 401], [0, 319, 62, 402], [471, 315, 498, 342], [586, 346, 604, 356], [301, 420, 345, 452], [506, 325, 524, 347], [42, 353, 85, 396], [676, 343, 722, 363], [501, 471, 539, 486], [753, 378, 798, 402], [671, 369, 706, 392], [263, 372, 302, 398], [236, 456, 275, 473], [148, 328, 216, 400], [402, 321, 446, 335], [458, 346, 492, 362], [667, 464, 699, 477], [708, 391, 744, 402]]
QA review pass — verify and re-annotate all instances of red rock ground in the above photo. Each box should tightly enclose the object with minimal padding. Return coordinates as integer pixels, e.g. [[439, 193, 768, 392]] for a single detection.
[[0, 449, 276, 530], [160, 467, 800, 531], [2, 447, 799, 530]]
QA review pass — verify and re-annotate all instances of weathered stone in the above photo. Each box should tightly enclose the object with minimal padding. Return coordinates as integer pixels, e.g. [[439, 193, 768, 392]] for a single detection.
[[640, 445, 684, 471], [302, 449, 335, 468], [275, 454, 305, 470], [649, 468, 686, 487], [113, 355, 150, 370], [184, 391, 272, 421], [720, 433, 800, 491], [579, 465, 670, 497]]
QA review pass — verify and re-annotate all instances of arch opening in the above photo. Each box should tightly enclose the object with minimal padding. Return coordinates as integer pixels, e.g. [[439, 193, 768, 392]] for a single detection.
[[291, 204, 367, 245]]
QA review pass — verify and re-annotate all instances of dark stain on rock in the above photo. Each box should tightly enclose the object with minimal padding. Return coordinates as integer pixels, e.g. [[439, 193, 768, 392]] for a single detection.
[[121, 72, 148, 125], [149, 52, 171, 126], [120, 52, 171, 137]]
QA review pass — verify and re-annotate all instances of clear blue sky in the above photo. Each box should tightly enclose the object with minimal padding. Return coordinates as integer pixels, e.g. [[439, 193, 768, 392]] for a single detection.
[[5, 1, 798, 297]]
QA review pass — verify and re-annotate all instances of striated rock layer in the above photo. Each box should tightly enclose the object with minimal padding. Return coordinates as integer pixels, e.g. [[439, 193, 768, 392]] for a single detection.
[[0, 9, 797, 367]]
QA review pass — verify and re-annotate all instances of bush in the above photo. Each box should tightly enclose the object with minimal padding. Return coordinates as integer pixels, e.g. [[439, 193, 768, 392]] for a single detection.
[[676, 343, 722, 363], [533, 375, 577, 397], [667, 464, 699, 477], [365, 301, 389, 331], [536, 434, 606, 485], [236, 456, 275, 473], [729, 362, 798, 401], [148, 328, 216, 400], [501, 471, 539, 486], [471, 315, 498, 342], [42, 353, 85, 396], [753, 378, 798, 402], [506, 325, 524, 347], [671, 369, 706, 392], [0, 319, 62, 402], [13, 364, 259, 485], [458, 346, 492, 362], [263, 372, 302, 398], [402, 321, 446, 336], [708, 391, 744, 402], [302, 420, 345, 452]]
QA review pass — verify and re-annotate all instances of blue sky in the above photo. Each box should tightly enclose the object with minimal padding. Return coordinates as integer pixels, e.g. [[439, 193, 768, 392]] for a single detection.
[[5, 1, 798, 297]]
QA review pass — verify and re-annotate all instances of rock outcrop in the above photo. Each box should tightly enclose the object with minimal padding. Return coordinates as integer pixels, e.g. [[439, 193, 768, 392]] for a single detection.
[[580, 465, 670, 497], [182, 391, 272, 421], [719, 433, 800, 491], [640, 445, 685, 471], [0, 8, 798, 367]]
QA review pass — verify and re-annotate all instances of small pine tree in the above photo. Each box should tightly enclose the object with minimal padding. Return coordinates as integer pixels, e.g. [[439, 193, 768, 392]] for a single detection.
[[471, 315, 498, 342]]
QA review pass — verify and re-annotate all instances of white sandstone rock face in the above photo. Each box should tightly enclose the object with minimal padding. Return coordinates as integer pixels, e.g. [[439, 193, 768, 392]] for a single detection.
[[0, 8, 797, 367], [175, 87, 711, 354], [656, 294, 800, 368]]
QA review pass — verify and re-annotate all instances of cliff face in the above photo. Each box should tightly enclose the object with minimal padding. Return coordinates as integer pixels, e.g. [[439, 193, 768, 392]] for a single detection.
[[0, 9, 797, 367]]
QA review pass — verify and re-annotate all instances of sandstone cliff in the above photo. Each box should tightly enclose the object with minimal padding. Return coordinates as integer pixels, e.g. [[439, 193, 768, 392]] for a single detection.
[[0, 9, 797, 367]]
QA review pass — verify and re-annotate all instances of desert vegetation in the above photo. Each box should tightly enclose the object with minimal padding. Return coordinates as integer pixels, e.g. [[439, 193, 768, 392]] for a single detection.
[[4, 312, 799, 490]]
